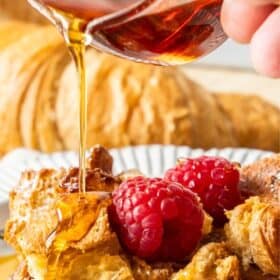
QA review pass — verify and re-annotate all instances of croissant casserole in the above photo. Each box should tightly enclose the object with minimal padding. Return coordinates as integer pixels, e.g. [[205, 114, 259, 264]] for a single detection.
[[4, 147, 280, 280]]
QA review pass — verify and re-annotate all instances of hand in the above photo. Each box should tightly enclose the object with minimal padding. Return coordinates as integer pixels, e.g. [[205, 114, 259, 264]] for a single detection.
[[221, 0, 280, 77]]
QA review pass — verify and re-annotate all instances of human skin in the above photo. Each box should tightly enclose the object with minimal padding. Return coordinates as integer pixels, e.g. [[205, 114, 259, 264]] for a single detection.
[[221, 0, 280, 78]]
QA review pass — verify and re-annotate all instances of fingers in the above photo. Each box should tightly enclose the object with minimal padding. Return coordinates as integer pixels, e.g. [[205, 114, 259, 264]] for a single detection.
[[251, 7, 280, 77], [221, 0, 280, 77], [221, 1, 275, 43]]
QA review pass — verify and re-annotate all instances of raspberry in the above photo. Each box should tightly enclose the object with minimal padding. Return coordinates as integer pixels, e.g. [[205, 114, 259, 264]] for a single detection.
[[165, 156, 242, 225], [110, 176, 204, 261]]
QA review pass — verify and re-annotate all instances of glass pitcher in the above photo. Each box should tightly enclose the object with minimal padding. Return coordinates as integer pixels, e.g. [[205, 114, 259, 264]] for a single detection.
[[27, 0, 227, 65]]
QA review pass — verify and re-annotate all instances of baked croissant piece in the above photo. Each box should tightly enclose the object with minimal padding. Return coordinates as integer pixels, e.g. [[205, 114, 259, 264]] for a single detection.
[[0, 21, 279, 156], [5, 147, 130, 280], [4, 147, 280, 279], [172, 242, 241, 280], [226, 155, 280, 276]]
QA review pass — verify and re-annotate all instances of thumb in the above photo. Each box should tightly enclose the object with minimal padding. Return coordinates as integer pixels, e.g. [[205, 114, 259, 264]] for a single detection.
[[221, 1, 275, 43]]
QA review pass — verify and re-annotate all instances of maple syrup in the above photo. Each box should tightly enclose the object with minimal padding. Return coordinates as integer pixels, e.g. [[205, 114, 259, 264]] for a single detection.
[[89, 0, 226, 64], [45, 193, 105, 279], [0, 255, 17, 280], [66, 19, 88, 194]]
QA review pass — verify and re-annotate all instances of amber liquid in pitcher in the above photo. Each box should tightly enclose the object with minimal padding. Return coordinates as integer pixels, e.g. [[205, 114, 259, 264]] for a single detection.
[[27, 0, 226, 278], [42, 0, 226, 64]]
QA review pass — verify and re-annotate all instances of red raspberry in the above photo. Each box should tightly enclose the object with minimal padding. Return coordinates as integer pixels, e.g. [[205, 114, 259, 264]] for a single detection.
[[165, 156, 242, 225], [110, 176, 204, 261]]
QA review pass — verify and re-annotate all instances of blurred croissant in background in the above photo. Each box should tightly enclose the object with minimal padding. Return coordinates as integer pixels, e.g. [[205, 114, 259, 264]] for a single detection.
[[0, 20, 279, 156], [0, 0, 46, 23]]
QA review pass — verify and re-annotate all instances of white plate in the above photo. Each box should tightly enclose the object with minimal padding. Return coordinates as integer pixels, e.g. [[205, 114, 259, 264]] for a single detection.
[[0, 145, 274, 255]]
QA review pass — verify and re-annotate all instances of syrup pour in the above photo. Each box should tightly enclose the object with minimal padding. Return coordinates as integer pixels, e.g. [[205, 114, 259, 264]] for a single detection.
[[29, 0, 225, 194], [66, 19, 88, 194], [29, 0, 157, 196], [31, 1, 154, 195], [25, 4, 118, 278]]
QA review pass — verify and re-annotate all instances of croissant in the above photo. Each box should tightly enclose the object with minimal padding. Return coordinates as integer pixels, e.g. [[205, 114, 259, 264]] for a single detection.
[[56, 50, 236, 150], [0, 0, 46, 23], [0, 21, 279, 156], [225, 155, 280, 276], [215, 94, 280, 152], [0, 22, 67, 155]]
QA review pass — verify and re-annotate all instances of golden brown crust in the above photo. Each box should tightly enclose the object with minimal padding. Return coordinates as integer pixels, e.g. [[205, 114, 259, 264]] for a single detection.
[[59, 167, 119, 193], [130, 257, 175, 280], [87, 146, 114, 173], [5, 168, 64, 255], [249, 204, 280, 276], [226, 156, 280, 277], [10, 198, 133, 280], [4, 147, 116, 255], [239, 154, 280, 202], [225, 197, 280, 276], [172, 243, 241, 280]]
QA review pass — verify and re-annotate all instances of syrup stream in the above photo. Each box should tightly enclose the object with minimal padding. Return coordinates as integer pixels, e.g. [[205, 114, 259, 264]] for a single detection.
[[67, 26, 88, 194], [46, 15, 90, 279]]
